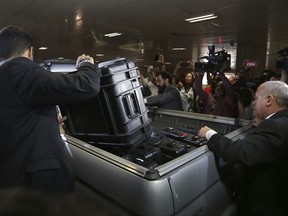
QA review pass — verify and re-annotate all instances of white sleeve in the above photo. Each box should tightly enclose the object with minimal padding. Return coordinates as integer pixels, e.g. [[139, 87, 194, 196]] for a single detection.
[[206, 130, 217, 140]]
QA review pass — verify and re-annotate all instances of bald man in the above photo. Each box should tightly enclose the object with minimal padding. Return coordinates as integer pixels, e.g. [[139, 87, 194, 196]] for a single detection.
[[198, 81, 288, 216]]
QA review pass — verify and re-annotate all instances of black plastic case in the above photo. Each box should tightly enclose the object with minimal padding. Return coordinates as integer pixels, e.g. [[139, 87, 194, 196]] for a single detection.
[[123, 144, 162, 169], [61, 58, 152, 146]]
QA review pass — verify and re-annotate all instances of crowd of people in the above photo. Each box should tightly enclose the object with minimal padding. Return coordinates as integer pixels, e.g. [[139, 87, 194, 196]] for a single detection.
[[141, 58, 283, 123]]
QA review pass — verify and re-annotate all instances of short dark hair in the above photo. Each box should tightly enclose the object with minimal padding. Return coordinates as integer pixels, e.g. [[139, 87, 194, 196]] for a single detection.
[[0, 25, 33, 58], [158, 71, 173, 84]]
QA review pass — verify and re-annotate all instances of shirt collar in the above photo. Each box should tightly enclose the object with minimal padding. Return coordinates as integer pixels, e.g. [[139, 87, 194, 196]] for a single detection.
[[266, 113, 276, 119]]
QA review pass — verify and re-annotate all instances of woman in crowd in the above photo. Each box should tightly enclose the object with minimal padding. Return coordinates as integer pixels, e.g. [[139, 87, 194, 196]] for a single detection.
[[177, 72, 202, 112]]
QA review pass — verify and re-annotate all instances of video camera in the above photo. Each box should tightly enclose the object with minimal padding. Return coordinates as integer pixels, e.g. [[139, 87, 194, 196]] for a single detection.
[[275, 47, 288, 70], [194, 45, 231, 73]]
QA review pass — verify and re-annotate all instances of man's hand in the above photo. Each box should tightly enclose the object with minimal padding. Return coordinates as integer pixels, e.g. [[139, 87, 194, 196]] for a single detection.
[[58, 116, 67, 124], [76, 54, 94, 68], [176, 81, 183, 90], [198, 126, 212, 138]]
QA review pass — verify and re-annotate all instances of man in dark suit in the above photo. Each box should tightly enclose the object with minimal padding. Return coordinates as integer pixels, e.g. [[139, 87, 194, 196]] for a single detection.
[[0, 25, 101, 192], [198, 80, 288, 216], [145, 71, 183, 111]]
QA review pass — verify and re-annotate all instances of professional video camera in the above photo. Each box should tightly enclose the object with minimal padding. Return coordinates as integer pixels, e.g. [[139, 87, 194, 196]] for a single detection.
[[275, 47, 288, 70], [194, 45, 231, 73]]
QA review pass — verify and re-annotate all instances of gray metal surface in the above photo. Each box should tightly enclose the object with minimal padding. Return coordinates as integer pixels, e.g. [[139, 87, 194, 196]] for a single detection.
[[148, 108, 250, 134], [67, 110, 252, 216]]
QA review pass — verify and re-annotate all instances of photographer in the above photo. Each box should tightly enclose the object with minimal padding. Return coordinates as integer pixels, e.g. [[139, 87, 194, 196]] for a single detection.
[[173, 60, 193, 85], [193, 64, 236, 117]]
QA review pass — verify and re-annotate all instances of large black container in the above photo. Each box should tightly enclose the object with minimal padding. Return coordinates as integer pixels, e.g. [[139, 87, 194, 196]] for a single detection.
[[60, 58, 152, 146]]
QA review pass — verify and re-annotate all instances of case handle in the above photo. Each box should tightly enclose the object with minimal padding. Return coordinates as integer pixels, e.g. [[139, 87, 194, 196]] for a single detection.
[[123, 92, 140, 119]]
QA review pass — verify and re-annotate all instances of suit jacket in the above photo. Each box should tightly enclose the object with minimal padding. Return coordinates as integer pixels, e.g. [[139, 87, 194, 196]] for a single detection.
[[208, 109, 288, 215], [0, 57, 100, 192], [146, 85, 183, 111]]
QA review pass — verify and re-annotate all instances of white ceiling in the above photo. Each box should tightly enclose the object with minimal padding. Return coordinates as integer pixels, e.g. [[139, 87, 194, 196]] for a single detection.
[[1, 0, 288, 69]]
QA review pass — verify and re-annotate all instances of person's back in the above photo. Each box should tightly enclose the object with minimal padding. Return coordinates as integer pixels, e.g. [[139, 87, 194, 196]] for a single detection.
[[0, 25, 100, 192]]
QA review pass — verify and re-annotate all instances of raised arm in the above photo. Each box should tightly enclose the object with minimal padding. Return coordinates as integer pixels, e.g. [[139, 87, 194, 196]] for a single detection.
[[193, 73, 209, 103]]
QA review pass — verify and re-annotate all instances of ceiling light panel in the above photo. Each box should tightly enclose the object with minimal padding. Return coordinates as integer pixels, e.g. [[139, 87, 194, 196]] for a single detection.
[[185, 13, 217, 23], [104, 32, 122, 37]]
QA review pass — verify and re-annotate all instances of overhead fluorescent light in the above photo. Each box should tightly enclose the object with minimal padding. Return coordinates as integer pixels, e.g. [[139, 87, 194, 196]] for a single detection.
[[185, 13, 217, 23], [171, 47, 187, 51], [39, 47, 48, 50], [104, 32, 122, 37]]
